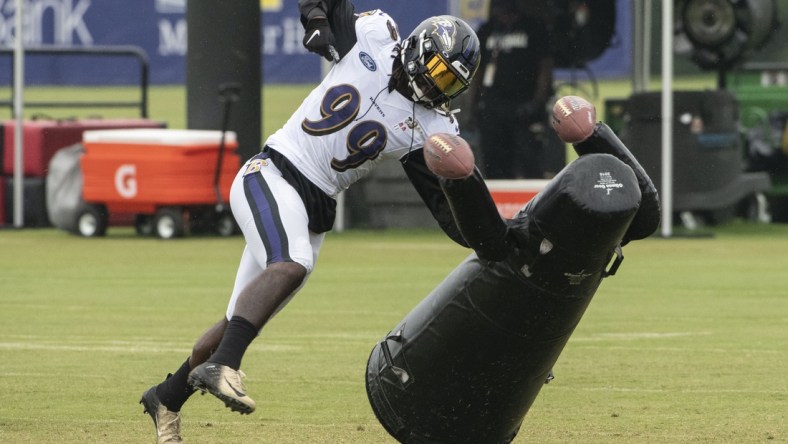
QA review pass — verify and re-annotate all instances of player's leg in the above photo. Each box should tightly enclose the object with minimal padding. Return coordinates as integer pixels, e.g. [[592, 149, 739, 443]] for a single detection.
[[140, 318, 227, 444], [189, 155, 322, 414], [145, 244, 260, 407], [146, 245, 271, 423], [190, 318, 228, 366], [141, 250, 254, 442], [139, 158, 274, 437], [139, 384, 184, 444]]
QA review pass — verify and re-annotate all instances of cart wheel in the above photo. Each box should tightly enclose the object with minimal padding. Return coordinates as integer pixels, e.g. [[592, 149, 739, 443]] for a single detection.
[[215, 212, 238, 237], [76, 204, 108, 237], [154, 207, 186, 239], [134, 215, 154, 236]]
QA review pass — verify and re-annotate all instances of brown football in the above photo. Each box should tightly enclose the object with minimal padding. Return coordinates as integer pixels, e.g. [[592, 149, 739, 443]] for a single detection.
[[551, 95, 597, 144], [423, 133, 475, 179]]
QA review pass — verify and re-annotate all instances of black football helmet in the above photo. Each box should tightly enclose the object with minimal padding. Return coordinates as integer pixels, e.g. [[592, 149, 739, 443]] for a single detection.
[[400, 15, 481, 109]]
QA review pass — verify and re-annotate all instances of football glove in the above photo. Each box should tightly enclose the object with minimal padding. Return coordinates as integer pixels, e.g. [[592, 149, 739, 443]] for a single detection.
[[302, 17, 338, 62]]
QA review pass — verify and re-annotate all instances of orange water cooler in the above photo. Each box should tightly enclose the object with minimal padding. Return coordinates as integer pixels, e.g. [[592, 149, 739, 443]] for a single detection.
[[79, 129, 240, 238]]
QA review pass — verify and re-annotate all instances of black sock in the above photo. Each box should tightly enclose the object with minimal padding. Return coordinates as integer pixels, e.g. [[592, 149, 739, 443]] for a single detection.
[[207, 316, 259, 370], [155, 358, 196, 412]]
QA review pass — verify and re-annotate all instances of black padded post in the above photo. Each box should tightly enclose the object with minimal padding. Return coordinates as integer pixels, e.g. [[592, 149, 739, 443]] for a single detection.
[[366, 154, 644, 443], [186, 0, 261, 162]]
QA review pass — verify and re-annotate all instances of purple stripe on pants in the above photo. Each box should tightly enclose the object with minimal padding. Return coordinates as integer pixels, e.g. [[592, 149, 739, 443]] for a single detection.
[[246, 174, 286, 263]]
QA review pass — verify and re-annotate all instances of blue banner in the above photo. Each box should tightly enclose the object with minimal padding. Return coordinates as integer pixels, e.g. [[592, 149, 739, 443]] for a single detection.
[[0, 0, 630, 85], [263, 0, 451, 85]]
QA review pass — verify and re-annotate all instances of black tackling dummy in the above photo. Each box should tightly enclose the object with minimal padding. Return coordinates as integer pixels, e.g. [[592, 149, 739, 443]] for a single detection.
[[365, 123, 661, 443]]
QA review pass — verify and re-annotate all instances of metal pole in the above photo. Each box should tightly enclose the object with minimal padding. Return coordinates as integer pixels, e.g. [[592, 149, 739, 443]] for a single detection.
[[186, 0, 260, 162], [643, 0, 652, 90], [660, 0, 673, 237], [13, 0, 25, 228], [633, 0, 645, 92], [335, 191, 345, 232]]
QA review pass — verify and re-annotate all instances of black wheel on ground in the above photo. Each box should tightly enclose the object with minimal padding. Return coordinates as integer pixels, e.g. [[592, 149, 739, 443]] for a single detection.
[[134, 215, 154, 236], [215, 211, 238, 237], [75, 204, 109, 237], [153, 207, 186, 239]]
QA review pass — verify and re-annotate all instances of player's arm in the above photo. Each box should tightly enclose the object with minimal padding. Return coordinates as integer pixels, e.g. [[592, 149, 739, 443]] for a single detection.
[[401, 150, 470, 248], [573, 122, 661, 244], [299, 0, 357, 61]]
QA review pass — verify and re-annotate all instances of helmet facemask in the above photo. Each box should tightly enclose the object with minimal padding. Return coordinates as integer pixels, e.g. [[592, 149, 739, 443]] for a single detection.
[[400, 16, 480, 109]]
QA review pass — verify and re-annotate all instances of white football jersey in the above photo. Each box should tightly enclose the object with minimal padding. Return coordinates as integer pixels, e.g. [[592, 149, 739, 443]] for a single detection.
[[265, 10, 460, 198]]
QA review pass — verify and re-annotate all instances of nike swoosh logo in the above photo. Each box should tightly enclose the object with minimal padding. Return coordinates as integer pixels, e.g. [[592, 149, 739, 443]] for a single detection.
[[224, 376, 247, 398], [305, 29, 320, 45]]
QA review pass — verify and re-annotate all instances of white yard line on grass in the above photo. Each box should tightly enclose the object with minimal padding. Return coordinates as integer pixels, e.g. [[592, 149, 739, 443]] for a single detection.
[[0, 340, 299, 353]]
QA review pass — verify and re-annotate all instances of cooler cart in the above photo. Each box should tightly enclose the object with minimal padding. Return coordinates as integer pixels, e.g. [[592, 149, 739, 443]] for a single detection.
[[78, 128, 240, 238]]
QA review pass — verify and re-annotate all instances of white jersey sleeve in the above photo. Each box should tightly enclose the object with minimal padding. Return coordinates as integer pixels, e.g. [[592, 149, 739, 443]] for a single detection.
[[264, 10, 459, 199]]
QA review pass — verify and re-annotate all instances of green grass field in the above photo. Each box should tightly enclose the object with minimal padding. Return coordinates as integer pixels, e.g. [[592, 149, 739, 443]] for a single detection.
[[1, 223, 787, 443], [2, 80, 786, 442]]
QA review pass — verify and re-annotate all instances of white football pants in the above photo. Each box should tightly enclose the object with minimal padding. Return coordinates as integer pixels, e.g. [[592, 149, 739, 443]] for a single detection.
[[224, 154, 325, 320]]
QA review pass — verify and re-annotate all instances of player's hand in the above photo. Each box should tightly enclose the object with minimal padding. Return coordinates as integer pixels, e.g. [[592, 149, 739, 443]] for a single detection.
[[303, 17, 338, 62]]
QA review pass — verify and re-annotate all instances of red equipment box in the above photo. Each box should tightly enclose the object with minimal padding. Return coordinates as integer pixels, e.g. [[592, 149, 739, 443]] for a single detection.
[[1, 118, 165, 176], [80, 129, 240, 215], [0, 176, 5, 225], [486, 179, 550, 219], [2, 176, 49, 227]]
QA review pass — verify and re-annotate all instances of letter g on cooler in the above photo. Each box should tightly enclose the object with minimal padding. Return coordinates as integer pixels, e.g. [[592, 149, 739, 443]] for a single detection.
[[115, 164, 138, 199]]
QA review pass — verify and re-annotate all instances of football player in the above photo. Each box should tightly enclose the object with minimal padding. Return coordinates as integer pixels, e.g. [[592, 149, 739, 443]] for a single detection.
[[139, 1, 481, 442]]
